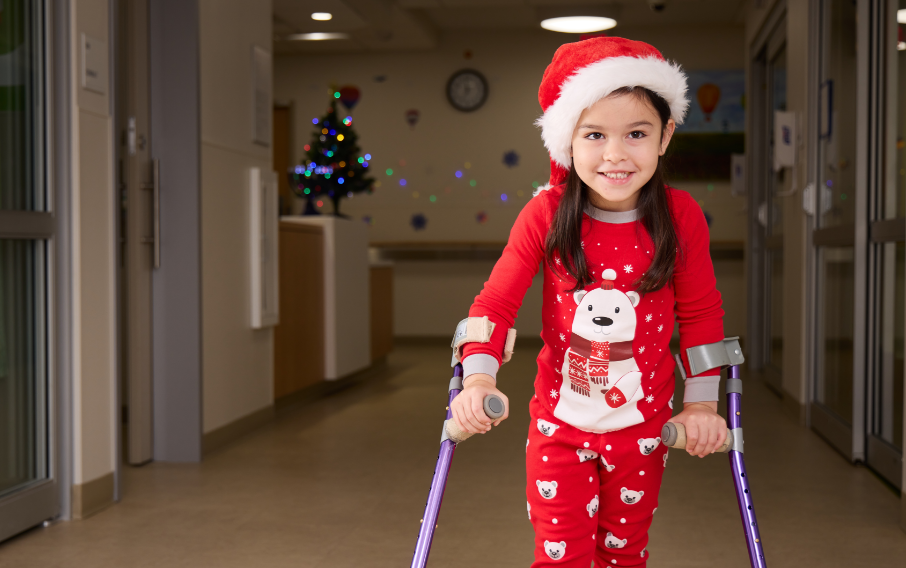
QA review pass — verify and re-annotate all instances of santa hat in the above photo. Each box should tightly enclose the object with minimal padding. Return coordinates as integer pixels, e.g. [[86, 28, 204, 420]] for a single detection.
[[534, 36, 689, 192]]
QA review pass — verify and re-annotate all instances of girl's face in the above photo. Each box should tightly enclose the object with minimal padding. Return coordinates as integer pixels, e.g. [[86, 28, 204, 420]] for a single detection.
[[570, 93, 675, 212]]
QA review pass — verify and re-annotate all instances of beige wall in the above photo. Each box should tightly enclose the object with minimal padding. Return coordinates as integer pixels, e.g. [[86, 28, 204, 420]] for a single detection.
[[276, 26, 747, 338], [71, 0, 116, 489], [199, 0, 274, 434]]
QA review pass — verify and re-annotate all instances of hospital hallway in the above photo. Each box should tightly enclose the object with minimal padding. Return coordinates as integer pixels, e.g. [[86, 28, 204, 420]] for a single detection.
[[0, 340, 903, 568]]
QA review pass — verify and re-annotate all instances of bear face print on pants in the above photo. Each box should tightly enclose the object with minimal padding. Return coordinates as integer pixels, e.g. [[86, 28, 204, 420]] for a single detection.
[[553, 269, 646, 433], [600, 455, 616, 472], [620, 487, 644, 504], [537, 419, 559, 437], [544, 541, 566, 560], [536, 480, 558, 499], [638, 437, 661, 455], [604, 532, 627, 549], [576, 449, 599, 462], [586, 495, 599, 517]]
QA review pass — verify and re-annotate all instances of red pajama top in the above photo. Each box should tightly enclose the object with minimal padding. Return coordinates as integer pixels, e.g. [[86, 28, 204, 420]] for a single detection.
[[462, 185, 724, 433]]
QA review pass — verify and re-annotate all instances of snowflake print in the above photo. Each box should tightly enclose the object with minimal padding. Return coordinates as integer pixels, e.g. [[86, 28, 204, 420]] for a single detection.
[[581, 242, 585, 248], [595, 349, 605, 357], [624, 264, 633, 273], [657, 324, 663, 332], [559, 333, 566, 342], [645, 395, 655, 403], [638, 346, 646, 354], [555, 257, 561, 265], [556, 294, 563, 303], [550, 389, 559, 399], [609, 392, 622, 404], [650, 372, 655, 379], [645, 314, 653, 322]]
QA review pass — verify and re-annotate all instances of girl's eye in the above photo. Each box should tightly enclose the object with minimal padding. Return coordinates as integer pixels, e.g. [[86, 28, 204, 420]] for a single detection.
[[628, 131, 646, 140], [585, 132, 603, 140], [588, 305, 593, 311]]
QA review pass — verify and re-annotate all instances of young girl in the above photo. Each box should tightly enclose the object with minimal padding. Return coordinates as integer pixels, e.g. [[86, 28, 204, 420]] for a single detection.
[[449, 37, 727, 566]]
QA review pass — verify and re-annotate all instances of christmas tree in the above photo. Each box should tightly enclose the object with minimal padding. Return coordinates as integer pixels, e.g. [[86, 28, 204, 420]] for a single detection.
[[288, 95, 374, 217]]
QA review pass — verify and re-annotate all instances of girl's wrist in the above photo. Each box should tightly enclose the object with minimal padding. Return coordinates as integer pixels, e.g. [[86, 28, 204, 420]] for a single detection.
[[683, 401, 717, 412]]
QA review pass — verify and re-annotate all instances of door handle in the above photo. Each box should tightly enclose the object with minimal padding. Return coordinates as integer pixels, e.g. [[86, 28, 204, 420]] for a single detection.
[[140, 159, 161, 269]]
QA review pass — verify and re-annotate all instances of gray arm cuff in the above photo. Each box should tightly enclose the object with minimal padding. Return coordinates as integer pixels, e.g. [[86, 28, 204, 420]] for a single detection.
[[683, 375, 721, 403], [462, 354, 500, 383]]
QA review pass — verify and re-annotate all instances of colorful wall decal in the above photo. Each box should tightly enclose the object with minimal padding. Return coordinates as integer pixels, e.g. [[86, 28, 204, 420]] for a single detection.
[[502, 150, 520, 168], [411, 213, 427, 231]]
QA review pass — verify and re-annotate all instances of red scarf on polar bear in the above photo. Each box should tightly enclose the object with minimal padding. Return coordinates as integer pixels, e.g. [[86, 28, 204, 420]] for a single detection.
[[566, 335, 633, 396]]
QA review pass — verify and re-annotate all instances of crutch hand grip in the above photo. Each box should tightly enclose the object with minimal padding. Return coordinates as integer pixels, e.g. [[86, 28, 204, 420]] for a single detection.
[[662, 421, 733, 453], [444, 395, 506, 444]]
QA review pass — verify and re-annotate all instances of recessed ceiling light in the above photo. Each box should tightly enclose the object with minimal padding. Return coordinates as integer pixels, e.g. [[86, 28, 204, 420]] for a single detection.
[[898, 9, 906, 24], [282, 32, 349, 41], [311, 12, 332, 21], [541, 16, 617, 34]]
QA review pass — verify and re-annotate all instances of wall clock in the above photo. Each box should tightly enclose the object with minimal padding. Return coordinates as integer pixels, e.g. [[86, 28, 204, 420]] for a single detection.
[[446, 69, 488, 112]]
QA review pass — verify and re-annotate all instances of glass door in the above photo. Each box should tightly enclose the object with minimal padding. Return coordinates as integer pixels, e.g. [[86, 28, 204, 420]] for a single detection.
[[749, 15, 787, 395], [811, 0, 863, 460], [0, 0, 58, 542], [864, 0, 906, 489]]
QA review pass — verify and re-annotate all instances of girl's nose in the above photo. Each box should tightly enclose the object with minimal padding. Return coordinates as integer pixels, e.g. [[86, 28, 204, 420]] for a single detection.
[[601, 139, 628, 163]]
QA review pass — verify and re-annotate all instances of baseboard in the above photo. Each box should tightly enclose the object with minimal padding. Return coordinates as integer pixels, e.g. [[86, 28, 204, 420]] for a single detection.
[[202, 405, 275, 456], [781, 388, 807, 426], [275, 359, 389, 412], [71, 472, 114, 520]]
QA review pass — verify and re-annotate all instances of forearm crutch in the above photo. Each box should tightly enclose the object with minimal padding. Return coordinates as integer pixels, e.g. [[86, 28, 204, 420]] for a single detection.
[[662, 338, 767, 568], [411, 363, 505, 568]]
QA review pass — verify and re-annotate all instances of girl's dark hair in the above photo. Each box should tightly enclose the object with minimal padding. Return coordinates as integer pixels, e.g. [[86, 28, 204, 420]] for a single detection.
[[543, 86, 679, 295]]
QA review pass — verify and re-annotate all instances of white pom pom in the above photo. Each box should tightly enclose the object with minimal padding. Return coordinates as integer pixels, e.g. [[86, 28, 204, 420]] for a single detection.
[[602, 268, 617, 280]]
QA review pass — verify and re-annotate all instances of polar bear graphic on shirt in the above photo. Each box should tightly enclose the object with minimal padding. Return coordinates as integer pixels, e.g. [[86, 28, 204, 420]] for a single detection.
[[554, 269, 645, 433]]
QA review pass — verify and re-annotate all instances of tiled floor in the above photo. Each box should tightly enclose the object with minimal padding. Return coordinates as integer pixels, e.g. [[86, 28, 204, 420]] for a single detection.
[[1, 341, 905, 567]]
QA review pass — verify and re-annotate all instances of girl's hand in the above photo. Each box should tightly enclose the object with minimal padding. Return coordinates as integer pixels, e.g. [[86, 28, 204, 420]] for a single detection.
[[450, 374, 509, 435], [669, 401, 727, 458]]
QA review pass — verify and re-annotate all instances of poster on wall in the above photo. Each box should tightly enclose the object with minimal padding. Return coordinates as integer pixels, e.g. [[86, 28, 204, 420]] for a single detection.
[[669, 70, 745, 181]]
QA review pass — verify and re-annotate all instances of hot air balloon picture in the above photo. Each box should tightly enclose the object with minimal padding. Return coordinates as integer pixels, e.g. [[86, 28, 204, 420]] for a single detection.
[[697, 83, 721, 122], [405, 109, 420, 129]]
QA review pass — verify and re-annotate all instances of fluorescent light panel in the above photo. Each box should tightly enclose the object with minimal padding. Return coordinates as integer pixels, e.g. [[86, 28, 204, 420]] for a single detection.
[[311, 12, 333, 21], [283, 32, 349, 41], [541, 16, 617, 34]]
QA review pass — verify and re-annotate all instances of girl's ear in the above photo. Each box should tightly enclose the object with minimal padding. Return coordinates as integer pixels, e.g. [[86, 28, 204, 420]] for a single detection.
[[659, 118, 676, 156]]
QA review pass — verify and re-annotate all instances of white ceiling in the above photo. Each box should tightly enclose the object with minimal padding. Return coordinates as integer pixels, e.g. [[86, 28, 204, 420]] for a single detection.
[[273, 0, 748, 54]]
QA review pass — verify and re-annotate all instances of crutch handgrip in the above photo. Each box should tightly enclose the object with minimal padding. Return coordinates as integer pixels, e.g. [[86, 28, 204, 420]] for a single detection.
[[444, 395, 506, 444], [662, 421, 733, 453]]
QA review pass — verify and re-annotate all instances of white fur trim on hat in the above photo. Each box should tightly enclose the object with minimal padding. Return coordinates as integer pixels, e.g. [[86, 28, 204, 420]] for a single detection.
[[535, 55, 689, 170]]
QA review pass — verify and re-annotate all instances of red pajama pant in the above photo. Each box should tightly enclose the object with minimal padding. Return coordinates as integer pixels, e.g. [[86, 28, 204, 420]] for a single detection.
[[526, 399, 671, 567]]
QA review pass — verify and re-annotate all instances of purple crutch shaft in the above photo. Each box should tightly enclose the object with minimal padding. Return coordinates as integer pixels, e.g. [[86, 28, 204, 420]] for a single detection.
[[727, 365, 767, 568], [411, 365, 463, 568]]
